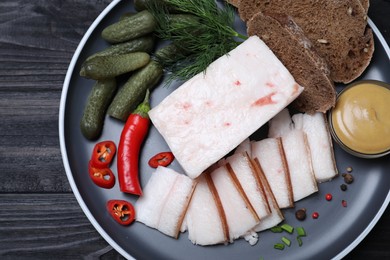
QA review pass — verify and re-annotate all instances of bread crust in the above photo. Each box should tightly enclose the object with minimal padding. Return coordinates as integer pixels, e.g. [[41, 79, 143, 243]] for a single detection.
[[247, 12, 336, 113]]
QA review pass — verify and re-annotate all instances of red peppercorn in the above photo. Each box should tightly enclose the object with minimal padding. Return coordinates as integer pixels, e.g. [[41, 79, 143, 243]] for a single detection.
[[342, 200, 347, 207], [325, 193, 333, 201], [312, 212, 319, 219]]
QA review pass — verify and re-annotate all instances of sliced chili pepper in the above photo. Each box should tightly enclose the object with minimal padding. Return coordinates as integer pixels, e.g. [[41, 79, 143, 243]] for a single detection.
[[117, 90, 150, 196], [88, 161, 115, 189], [148, 152, 175, 168], [106, 200, 135, 226], [90, 140, 116, 168]]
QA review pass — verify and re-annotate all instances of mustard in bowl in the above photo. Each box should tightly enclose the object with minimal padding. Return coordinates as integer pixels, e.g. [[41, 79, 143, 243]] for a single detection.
[[328, 80, 390, 158]]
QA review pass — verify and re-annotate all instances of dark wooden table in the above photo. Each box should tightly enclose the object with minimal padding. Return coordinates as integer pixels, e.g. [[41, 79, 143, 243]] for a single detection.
[[1, 1, 389, 259]]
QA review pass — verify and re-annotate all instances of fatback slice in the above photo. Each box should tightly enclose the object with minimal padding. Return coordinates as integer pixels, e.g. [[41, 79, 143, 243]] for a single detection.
[[251, 138, 294, 208], [225, 153, 271, 220], [292, 112, 338, 182], [250, 158, 284, 232], [281, 129, 318, 202], [135, 167, 196, 238], [210, 165, 260, 242], [183, 175, 228, 245]]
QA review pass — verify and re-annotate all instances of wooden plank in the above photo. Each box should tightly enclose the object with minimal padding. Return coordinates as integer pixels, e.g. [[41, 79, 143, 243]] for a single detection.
[[0, 193, 125, 259], [0, 90, 69, 192], [0, 0, 112, 192], [0, 0, 112, 52]]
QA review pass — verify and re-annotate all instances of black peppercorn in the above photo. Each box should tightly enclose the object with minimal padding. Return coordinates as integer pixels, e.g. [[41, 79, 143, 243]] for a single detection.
[[340, 184, 348, 191], [343, 173, 354, 184], [295, 208, 307, 221]]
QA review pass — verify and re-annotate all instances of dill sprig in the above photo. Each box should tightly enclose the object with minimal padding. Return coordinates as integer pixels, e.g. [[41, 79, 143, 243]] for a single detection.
[[146, 0, 247, 83]]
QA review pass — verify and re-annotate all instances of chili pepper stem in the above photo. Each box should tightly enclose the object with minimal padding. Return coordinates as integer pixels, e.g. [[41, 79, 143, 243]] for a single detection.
[[133, 89, 151, 118]]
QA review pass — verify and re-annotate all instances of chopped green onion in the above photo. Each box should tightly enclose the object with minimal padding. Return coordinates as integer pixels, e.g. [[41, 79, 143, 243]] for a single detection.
[[296, 227, 306, 237], [281, 224, 294, 234], [274, 243, 285, 250], [270, 226, 283, 233], [281, 236, 291, 247], [297, 236, 303, 247]]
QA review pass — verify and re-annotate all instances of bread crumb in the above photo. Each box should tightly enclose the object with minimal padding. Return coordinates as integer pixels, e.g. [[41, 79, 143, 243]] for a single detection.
[[317, 39, 328, 44], [262, 34, 270, 40], [347, 7, 353, 15]]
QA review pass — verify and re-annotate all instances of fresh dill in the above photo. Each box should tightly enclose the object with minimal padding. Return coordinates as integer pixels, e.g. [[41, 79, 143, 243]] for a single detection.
[[146, 0, 247, 83]]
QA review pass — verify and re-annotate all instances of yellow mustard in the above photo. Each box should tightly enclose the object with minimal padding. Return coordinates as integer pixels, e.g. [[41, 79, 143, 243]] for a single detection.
[[331, 81, 390, 154]]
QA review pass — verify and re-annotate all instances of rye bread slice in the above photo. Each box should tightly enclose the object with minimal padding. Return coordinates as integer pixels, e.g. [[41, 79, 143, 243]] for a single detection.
[[238, 0, 374, 84], [247, 12, 336, 113], [359, 0, 370, 13], [226, 0, 240, 7]]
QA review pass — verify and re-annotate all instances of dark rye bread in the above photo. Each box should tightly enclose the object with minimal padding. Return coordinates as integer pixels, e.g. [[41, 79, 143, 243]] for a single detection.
[[226, 0, 240, 7], [238, 0, 374, 84], [360, 0, 370, 13], [247, 12, 336, 113]]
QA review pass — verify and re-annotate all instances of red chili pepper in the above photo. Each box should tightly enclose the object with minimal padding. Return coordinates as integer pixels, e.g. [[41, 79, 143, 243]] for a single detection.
[[90, 141, 116, 168], [117, 90, 151, 196], [88, 161, 115, 189], [106, 200, 135, 226], [148, 152, 175, 168]]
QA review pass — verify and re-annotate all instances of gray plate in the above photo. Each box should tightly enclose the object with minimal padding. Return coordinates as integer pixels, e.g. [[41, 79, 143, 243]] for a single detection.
[[59, 1, 390, 259]]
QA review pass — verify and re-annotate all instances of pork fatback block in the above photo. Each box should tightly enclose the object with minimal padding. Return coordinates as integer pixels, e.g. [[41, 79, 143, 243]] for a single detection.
[[149, 36, 303, 179]]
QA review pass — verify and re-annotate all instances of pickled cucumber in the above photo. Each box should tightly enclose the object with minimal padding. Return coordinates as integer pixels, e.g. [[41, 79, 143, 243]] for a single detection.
[[85, 35, 155, 62], [80, 78, 117, 140], [108, 60, 163, 121], [80, 52, 150, 80], [101, 10, 156, 44]]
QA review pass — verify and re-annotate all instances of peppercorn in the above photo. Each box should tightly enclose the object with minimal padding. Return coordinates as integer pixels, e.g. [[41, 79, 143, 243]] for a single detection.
[[342, 200, 347, 207], [295, 208, 307, 221], [325, 193, 333, 201], [312, 212, 319, 219], [340, 184, 348, 191], [343, 173, 354, 184]]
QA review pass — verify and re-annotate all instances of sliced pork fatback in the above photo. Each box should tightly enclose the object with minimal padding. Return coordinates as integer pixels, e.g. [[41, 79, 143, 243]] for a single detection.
[[158, 174, 196, 238], [135, 167, 178, 228], [250, 158, 284, 232], [135, 167, 196, 238], [281, 130, 318, 202], [225, 153, 271, 220], [251, 138, 294, 208], [292, 113, 338, 182], [234, 138, 252, 157], [268, 109, 293, 138], [149, 36, 303, 179], [183, 175, 228, 245], [209, 165, 260, 242]]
